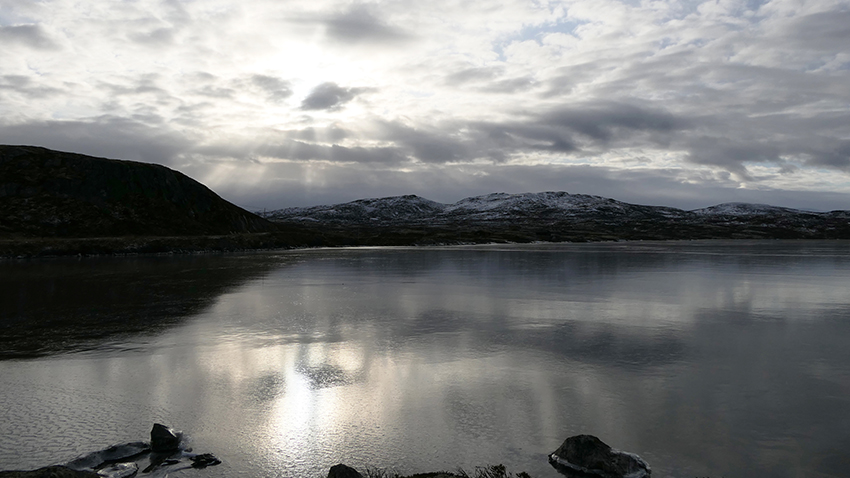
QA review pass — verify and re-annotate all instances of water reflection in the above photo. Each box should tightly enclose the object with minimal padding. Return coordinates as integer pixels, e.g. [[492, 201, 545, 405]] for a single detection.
[[0, 254, 286, 358], [1, 242, 849, 478]]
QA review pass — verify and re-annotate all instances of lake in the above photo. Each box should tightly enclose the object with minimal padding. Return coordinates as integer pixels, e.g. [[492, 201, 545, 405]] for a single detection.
[[1, 241, 849, 478]]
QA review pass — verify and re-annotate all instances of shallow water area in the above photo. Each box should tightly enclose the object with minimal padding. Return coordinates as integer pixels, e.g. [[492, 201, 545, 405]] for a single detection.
[[2, 241, 850, 477]]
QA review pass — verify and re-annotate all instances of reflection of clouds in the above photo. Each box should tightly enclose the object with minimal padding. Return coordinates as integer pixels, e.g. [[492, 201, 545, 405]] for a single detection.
[[0, 254, 281, 359], [4, 244, 850, 477], [295, 364, 358, 389], [246, 372, 285, 404]]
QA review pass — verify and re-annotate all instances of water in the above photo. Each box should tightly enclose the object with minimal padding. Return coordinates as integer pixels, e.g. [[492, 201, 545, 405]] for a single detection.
[[1, 241, 850, 477]]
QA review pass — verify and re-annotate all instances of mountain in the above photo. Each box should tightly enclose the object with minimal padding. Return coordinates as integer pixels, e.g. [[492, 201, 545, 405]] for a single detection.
[[266, 194, 446, 224], [2, 143, 847, 254], [0, 145, 275, 238], [263, 192, 850, 243]]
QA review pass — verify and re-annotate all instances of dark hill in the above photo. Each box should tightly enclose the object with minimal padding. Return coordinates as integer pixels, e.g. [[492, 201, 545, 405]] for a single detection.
[[0, 145, 275, 237]]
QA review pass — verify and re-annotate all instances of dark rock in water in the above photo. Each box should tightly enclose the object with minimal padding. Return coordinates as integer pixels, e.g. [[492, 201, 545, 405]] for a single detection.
[[150, 423, 182, 452], [549, 435, 650, 478], [90, 463, 137, 478], [190, 454, 222, 469], [65, 442, 149, 471], [328, 463, 363, 478], [0, 466, 98, 477], [1, 424, 219, 478]]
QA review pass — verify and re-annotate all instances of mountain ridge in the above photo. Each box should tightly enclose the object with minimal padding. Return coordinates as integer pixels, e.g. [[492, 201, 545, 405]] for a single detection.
[[262, 191, 846, 223], [261, 192, 850, 242]]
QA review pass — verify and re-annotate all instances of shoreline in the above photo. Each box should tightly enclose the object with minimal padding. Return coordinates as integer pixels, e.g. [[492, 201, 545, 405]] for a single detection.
[[2, 232, 849, 260]]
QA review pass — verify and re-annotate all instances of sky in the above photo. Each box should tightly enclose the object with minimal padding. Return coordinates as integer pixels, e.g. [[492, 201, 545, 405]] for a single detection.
[[1, 0, 849, 211]]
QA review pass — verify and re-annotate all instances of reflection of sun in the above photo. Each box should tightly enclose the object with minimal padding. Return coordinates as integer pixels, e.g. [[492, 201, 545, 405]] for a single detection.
[[277, 371, 314, 432], [265, 341, 369, 464]]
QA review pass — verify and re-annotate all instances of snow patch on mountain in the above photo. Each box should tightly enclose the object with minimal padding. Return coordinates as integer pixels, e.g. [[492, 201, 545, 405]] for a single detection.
[[263, 191, 692, 224], [262, 192, 844, 229], [264, 194, 446, 223], [446, 192, 616, 214], [690, 203, 810, 216]]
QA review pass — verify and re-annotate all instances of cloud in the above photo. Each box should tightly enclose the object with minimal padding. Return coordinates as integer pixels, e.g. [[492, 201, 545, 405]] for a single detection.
[[804, 140, 850, 171], [129, 27, 176, 47], [0, 75, 64, 98], [248, 75, 293, 103], [99, 75, 169, 97], [0, 116, 193, 166], [538, 102, 687, 143], [261, 140, 405, 163], [276, 126, 349, 143], [372, 120, 470, 163], [301, 82, 370, 110], [367, 101, 689, 163], [444, 66, 537, 93], [0, 0, 849, 212], [478, 76, 537, 93], [779, 10, 850, 53], [444, 66, 505, 86], [322, 5, 412, 44], [0, 24, 59, 50]]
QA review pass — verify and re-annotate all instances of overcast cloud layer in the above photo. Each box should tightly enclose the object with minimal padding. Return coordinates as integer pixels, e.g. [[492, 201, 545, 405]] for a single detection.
[[1, 0, 849, 210]]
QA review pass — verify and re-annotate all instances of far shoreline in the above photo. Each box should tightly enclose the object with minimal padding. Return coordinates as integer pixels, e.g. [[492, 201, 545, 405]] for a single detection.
[[2, 232, 847, 260]]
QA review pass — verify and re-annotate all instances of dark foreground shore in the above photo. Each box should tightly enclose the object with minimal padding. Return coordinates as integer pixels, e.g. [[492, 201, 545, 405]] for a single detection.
[[0, 431, 649, 478]]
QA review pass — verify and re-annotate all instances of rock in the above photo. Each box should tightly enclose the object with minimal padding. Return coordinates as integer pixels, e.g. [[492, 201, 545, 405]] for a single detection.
[[1, 425, 220, 478], [548, 435, 650, 478], [327, 464, 363, 478], [65, 442, 149, 471], [0, 466, 98, 478], [190, 454, 222, 469], [150, 423, 181, 453], [93, 463, 137, 478]]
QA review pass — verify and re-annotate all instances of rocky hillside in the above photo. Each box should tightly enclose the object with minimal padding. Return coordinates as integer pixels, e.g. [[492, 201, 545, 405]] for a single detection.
[[264, 192, 850, 243], [0, 145, 275, 237]]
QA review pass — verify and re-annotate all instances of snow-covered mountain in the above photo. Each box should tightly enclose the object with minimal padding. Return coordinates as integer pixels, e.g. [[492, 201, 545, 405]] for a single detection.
[[264, 191, 690, 224], [260, 192, 850, 243], [264, 194, 446, 224], [691, 202, 815, 217]]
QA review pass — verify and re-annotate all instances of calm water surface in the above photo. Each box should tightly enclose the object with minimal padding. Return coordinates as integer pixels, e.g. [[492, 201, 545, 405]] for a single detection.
[[1, 241, 850, 477]]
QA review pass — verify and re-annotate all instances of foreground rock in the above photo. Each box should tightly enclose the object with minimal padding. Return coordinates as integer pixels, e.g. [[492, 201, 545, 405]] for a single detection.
[[65, 442, 149, 470], [549, 435, 650, 478], [150, 423, 181, 452], [327, 463, 524, 478], [0, 424, 220, 478], [328, 463, 364, 478]]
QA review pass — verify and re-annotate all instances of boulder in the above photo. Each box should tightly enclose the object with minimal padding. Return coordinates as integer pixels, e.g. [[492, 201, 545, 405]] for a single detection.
[[65, 442, 150, 470], [190, 454, 222, 469], [327, 464, 363, 478], [548, 435, 650, 478], [150, 423, 182, 453]]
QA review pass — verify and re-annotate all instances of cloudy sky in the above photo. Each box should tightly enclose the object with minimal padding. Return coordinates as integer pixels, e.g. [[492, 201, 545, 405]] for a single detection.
[[1, 0, 849, 211]]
